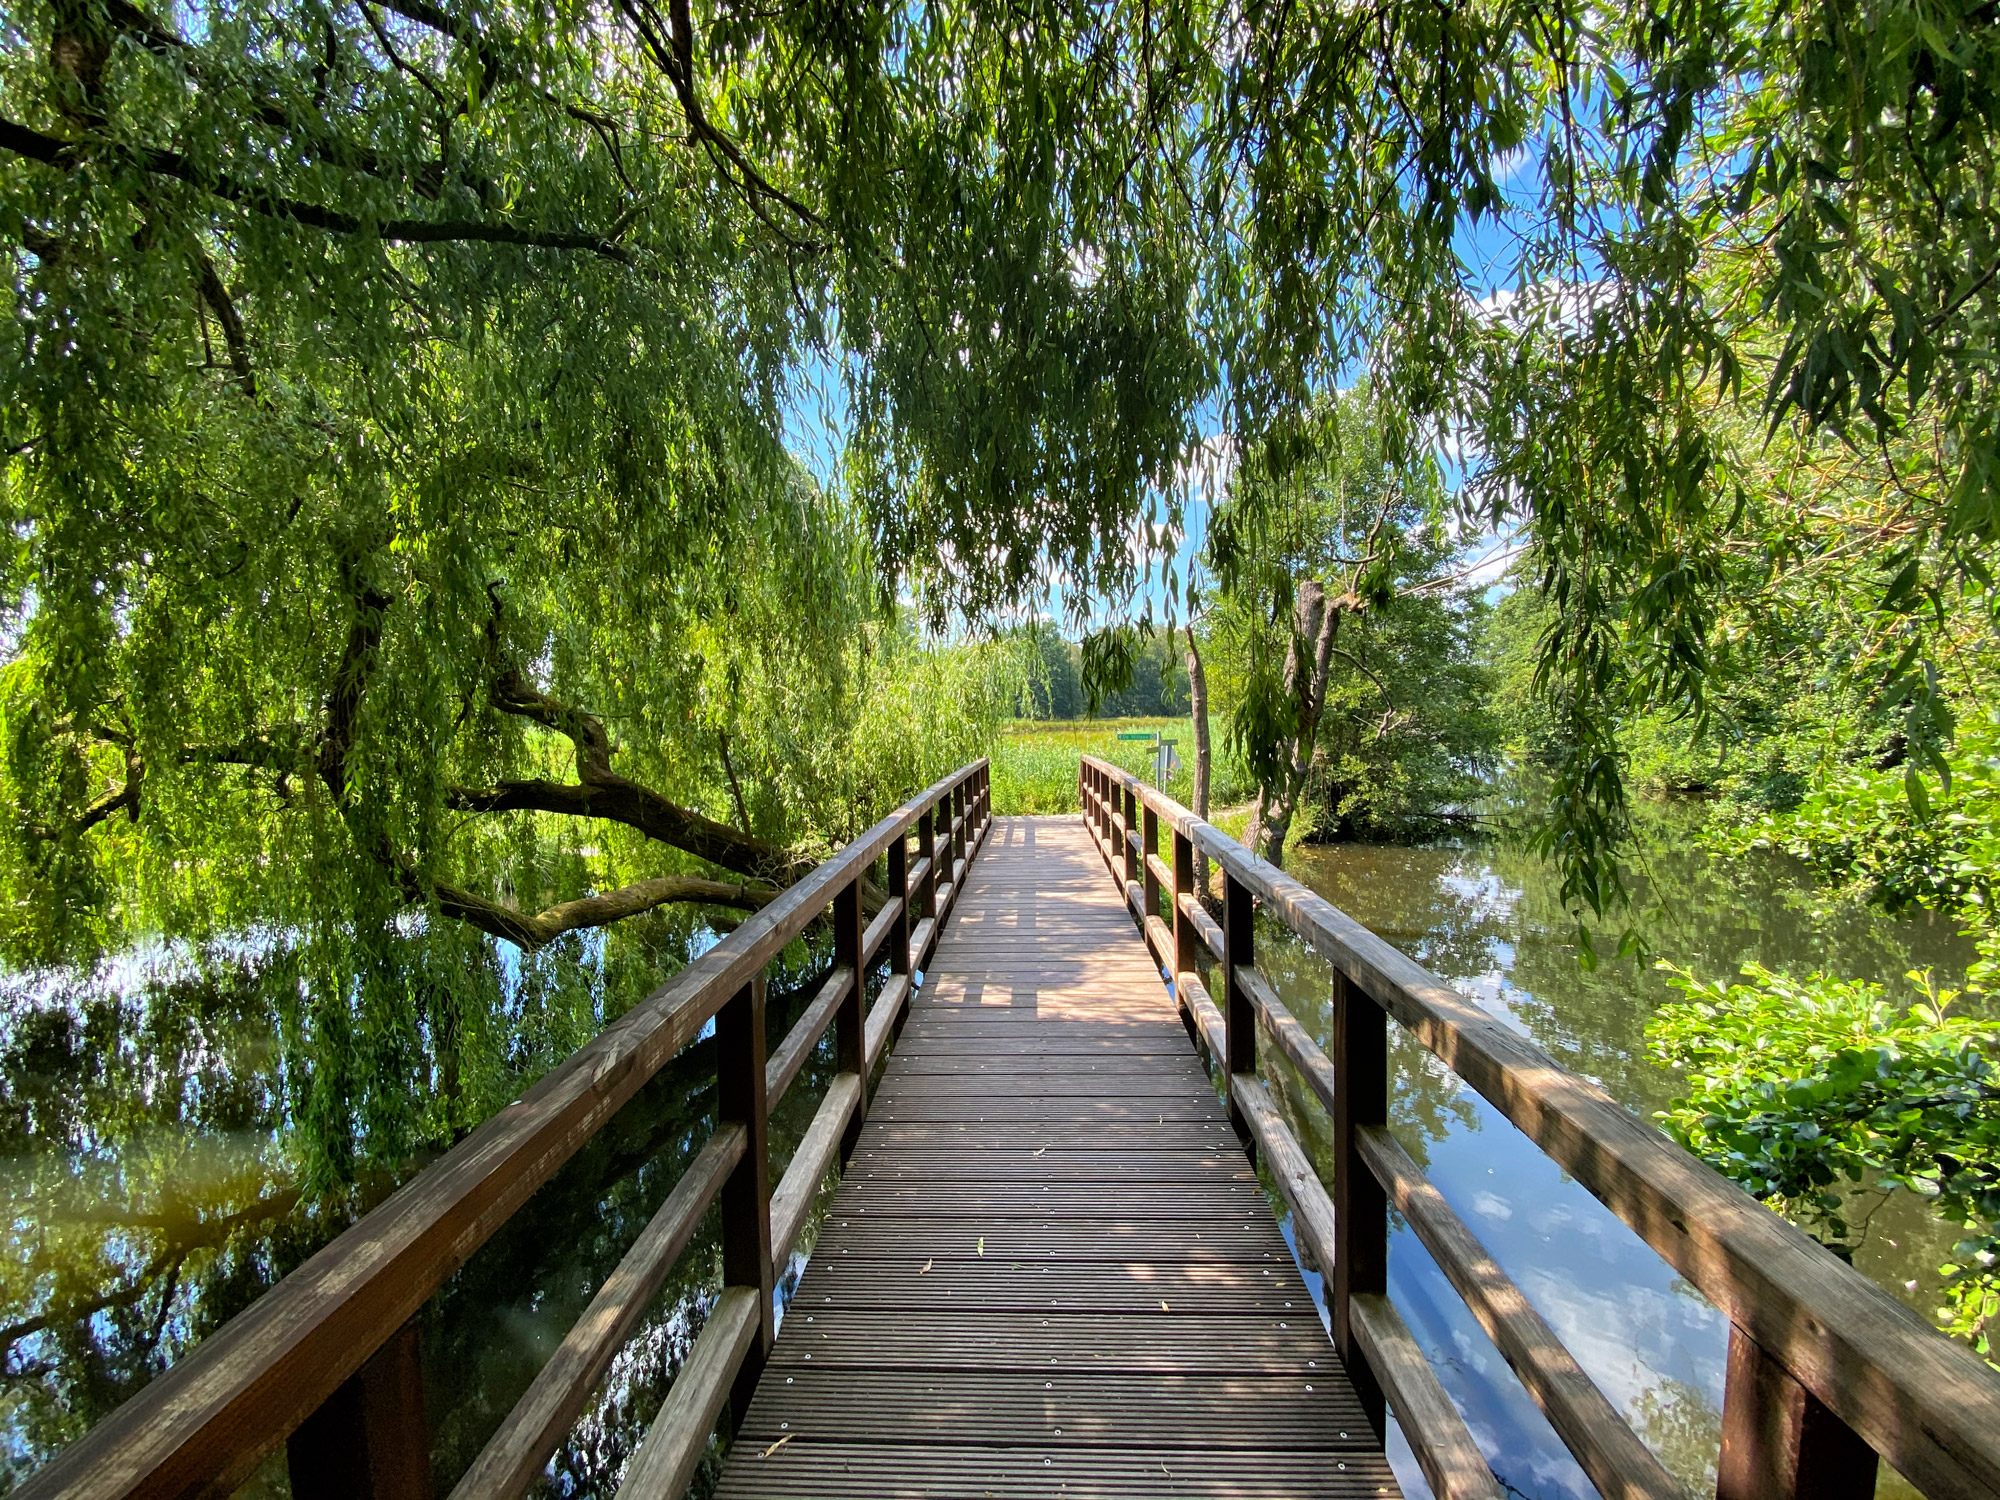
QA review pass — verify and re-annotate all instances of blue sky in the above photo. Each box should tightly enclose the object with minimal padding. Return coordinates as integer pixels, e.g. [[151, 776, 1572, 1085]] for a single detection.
[[778, 142, 1557, 634]]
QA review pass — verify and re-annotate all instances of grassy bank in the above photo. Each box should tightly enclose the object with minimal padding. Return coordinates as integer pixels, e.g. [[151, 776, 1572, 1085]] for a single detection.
[[989, 717, 1248, 815]]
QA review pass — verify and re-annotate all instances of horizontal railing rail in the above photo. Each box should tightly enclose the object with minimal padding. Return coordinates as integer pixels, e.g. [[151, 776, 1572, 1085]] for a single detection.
[[1079, 755, 2000, 1500], [23, 759, 992, 1500]]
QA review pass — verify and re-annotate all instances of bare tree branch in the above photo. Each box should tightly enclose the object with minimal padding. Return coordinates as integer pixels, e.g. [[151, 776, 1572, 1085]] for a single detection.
[[433, 872, 776, 949]]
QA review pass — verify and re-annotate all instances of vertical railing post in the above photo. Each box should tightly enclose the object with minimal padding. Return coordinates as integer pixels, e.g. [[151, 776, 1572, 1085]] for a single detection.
[[953, 779, 967, 877], [1332, 968, 1387, 1440], [1222, 871, 1255, 1154], [937, 798, 948, 900], [918, 805, 938, 928], [1142, 803, 1161, 931], [1122, 783, 1139, 894], [888, 829, 911, 985], [287, 1319, 432, 1500], [716, 973, 774, 1418], [833, 875, 867, 1156], [1105, 770, 1116, 862], [1172, 827, 1198, 1048], [1172, 828, 1196, 977], [1716, 1326, 1878, 1500]]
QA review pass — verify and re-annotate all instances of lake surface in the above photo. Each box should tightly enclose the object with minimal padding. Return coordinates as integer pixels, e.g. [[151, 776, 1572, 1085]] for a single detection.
[[0, 916, 848, 1498], [1256, 829, 1979, 1500], [4, 825, 1982, 1498]]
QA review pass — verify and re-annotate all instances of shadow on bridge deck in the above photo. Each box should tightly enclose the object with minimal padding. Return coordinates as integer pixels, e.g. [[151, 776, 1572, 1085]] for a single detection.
[[714, 816, 1396, 1499]]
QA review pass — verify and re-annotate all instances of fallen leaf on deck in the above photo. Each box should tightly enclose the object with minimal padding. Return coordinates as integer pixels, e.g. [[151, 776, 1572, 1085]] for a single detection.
[[1160, 1301, 1170, 1311], [976, 1236, 985, 1256], [919, 1258, 933, 1274], [761, 1435, 792, 1459]]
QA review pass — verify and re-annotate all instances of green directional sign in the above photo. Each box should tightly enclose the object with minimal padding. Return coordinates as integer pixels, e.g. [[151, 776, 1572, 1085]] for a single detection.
[[1115, 732, 1154, 740]]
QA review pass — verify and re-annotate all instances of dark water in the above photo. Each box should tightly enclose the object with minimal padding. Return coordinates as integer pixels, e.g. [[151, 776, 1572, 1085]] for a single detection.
[[5, 829, 1980, 1500], [1252, 830, 1978, 1500], [0, 917, 855, 1498]]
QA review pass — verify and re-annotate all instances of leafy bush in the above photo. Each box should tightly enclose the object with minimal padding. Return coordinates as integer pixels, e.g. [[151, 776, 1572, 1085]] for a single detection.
[[1715, 710, 2000, 988], [1647, 963, 2000, 1362]]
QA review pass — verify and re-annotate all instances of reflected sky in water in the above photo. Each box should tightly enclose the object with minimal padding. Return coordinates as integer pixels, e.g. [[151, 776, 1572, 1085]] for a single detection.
[[1255, 831, 1975, 1500]]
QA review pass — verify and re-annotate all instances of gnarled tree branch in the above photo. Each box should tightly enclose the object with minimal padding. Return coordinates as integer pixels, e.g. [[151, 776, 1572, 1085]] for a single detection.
[[432, 873, 775, 950], [457, 665, 813, 886]]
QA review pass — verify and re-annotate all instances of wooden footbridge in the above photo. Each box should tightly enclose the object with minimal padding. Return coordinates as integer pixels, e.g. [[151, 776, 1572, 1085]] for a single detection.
[[21, 758, 2000, 1500]]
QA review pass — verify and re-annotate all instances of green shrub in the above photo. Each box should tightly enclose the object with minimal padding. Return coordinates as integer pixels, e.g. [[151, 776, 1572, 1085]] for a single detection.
[[1647, 962, 2000, 1362]]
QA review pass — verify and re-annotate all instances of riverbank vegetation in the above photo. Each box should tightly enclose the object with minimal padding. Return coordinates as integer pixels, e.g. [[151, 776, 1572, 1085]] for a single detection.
[[6, 0, 2000, 1480]]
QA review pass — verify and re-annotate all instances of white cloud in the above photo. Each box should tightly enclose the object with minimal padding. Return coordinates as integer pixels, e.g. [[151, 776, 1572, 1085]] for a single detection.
[[1173, 431, 1237, 505], [1471, 278, 1616, 335]]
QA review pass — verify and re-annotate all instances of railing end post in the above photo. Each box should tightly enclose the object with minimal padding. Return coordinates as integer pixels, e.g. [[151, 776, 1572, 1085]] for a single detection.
[[1717, 1324, 1878, 1500], [287, 1317, 433, 1500]]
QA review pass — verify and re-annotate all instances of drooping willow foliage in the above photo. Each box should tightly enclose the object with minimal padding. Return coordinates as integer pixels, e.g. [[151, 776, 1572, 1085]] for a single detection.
[[3, 0, 1997, 1054], [2, 0, 1998, 1472]]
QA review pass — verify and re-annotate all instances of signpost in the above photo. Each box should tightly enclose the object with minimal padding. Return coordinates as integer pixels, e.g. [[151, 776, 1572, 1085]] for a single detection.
[[1116, 730, 1180, 791]]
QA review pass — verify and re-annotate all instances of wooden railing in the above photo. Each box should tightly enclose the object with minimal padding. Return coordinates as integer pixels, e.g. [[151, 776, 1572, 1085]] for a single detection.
[[1079, 755, 2000, 1500], [21, 760, 993, 1500]]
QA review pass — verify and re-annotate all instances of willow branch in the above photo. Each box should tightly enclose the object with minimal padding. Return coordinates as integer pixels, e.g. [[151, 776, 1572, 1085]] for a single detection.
[[613, 0, 823, 243], [0, 118, 634, 263], [717, 728, 752, 833], [466, 666, 812, 885], [432, 873, 776, 950], [188, 243, 254, 393]]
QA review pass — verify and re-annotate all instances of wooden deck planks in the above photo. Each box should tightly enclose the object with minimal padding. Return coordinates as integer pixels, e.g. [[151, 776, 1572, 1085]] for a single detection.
[[713, 815, 1397, 1499]]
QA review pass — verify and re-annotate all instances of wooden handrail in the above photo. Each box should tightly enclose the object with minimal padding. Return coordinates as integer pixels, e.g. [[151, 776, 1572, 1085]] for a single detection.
[[1356, 1123, 1684, 1500], [23, 760, 992, 1500], [445, 1125, 747, 1500], [1079, 753, 2000, 1500]]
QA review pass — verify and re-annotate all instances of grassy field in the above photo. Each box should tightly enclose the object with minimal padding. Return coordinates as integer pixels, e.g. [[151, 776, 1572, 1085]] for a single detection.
[[988, 717, 1247, 816]]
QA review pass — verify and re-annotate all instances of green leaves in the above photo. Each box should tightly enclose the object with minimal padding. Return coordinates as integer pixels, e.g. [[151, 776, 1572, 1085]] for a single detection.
[[1649, 960, 2000, 1360], [1205, 385, 1497, 852]]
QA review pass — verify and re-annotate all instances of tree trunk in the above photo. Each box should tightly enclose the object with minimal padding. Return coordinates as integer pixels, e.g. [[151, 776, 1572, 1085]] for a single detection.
[[1184, 622, 1213, 898], [1255, 580, 1342, 868]]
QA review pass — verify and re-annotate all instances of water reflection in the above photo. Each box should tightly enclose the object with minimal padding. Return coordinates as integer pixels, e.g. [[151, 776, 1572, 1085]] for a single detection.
[[1252, 828, 1973, 1500], [2, 910, 854, 1498]]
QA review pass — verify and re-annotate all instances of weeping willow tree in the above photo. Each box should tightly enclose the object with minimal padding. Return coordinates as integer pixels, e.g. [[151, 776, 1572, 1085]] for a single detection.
[[5, 0, 2000, 1474], [0, 0, 1994, 1158], [0, 1, 1082, 1307], [5, 0, 1996, 1033]]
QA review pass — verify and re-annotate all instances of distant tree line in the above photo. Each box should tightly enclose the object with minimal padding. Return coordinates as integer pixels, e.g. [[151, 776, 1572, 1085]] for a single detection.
[[1013, 624, 1189, 720]]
